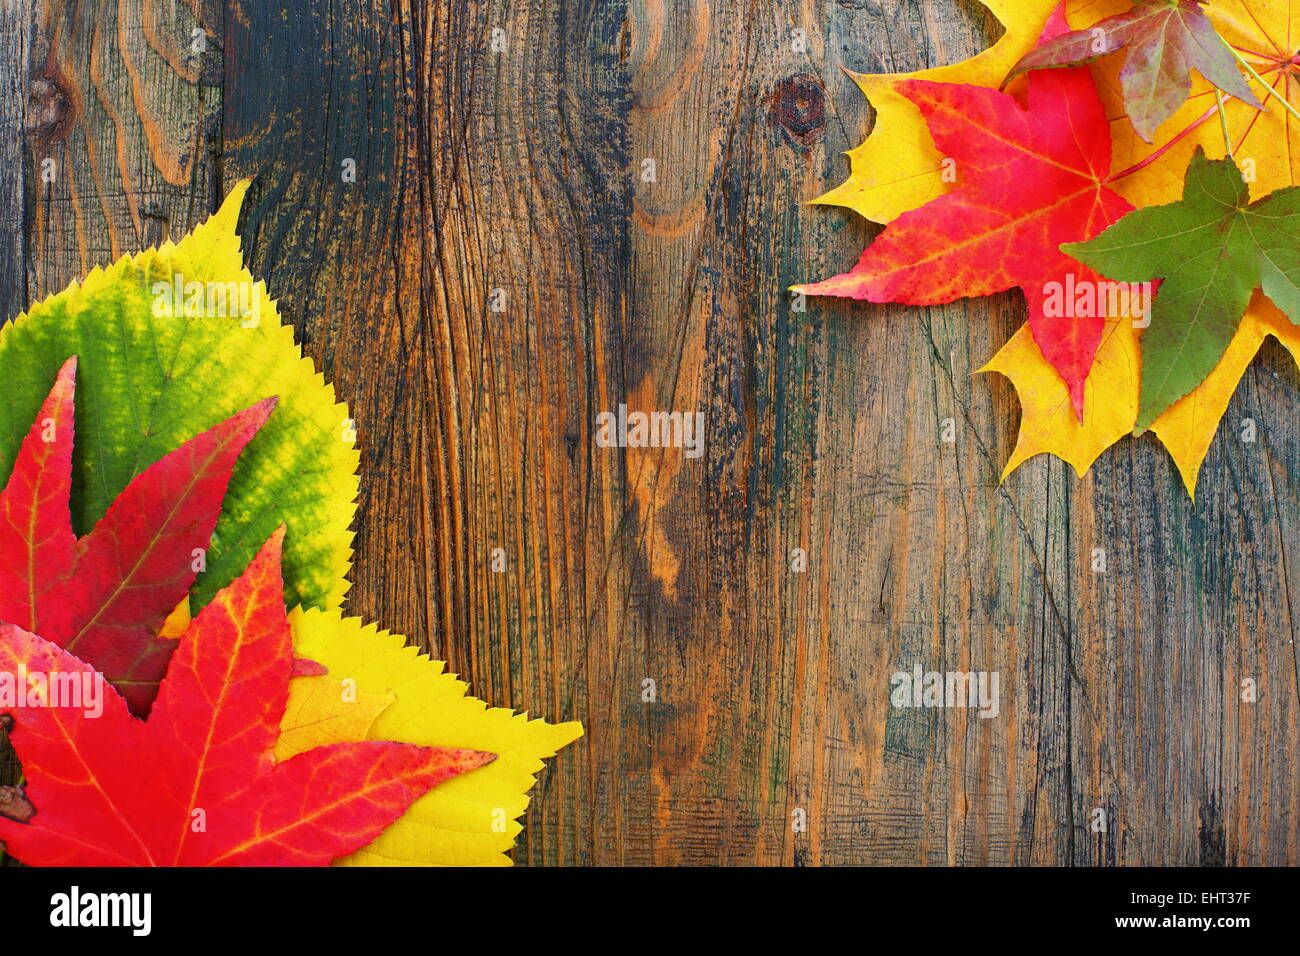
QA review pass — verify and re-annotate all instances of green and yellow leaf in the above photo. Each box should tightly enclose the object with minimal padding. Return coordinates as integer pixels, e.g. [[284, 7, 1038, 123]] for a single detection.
[[0, 181, 358, 610]]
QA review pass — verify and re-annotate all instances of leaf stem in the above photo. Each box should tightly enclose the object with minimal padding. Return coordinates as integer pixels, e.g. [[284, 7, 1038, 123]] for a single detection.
[[1215, 90, 1235, 159], [1108, 105, 1218, 183], [1224, 40, 1300, 124]]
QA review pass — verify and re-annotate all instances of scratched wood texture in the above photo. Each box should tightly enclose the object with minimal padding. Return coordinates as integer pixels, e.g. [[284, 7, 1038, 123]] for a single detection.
[[1, 0, 1297, 866]]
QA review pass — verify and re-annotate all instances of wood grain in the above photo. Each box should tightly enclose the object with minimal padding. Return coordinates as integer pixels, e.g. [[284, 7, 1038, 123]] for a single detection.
[[1, 0, 1297, 865]]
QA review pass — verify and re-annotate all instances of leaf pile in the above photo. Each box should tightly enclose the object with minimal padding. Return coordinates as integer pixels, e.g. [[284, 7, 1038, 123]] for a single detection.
[[0, 530, 493, 866], [0, 358, 271, 716], [0, 181, 357, 611], [803, 0, 1300, 496], [801, 45, 1133, 417], [0, 186, 581, 867]]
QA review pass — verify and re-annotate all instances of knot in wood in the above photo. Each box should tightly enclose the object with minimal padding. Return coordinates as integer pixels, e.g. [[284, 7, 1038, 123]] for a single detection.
[[28, 75, 72, 146], [768, 74, 825, 148]]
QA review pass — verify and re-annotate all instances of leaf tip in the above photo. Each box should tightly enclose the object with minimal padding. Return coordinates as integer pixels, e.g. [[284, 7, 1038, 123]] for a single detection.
[[249, 393, 280, 422], [1059, 240, 1086, 262], [291, 656, 328, 677], [1070, 383, 1086, 423], [223, 177, 254, 211], [209, 178, 255, 241], [219, 396, 279, 448]]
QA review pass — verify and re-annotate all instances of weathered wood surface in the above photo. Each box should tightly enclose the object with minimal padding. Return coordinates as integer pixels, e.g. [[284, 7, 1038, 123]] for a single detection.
[[1, 0, 1297, 865]]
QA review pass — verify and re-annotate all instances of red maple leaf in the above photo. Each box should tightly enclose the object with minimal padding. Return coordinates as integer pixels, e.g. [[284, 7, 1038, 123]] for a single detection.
[[799, 9, 1133, 419], [0, 529, 494, 866], [0, 357, 270, 715]]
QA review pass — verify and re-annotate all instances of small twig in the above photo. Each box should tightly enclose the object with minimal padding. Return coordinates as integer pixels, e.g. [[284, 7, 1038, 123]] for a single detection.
[[1215, 90, 1235, 158]]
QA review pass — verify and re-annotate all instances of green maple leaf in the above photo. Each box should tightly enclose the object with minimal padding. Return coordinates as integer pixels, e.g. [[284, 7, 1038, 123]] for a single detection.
[[1065, 147, 1300, 432], [1007, 0, 1261, 142]]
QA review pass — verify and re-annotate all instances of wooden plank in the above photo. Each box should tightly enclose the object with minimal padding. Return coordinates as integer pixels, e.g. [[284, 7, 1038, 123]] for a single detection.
[[23, 0, 221, 296], [1072, 358, 1300, 865], [499, 0, 1075, 865], [0, 0, 28, 324]]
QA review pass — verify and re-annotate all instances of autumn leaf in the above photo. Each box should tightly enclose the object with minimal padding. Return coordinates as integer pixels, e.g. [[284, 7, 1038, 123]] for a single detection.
[[288, 608, 583, 866], [275, 676, 394, 761], [0, 358, 272, 715], [1007, 0, 1261, 142], [981, 317, 1141, 480], [813, 0, 1063, 225], [1066, 148, 1300, 430], [1094, 0, 1298, 211], [797, 25, 1133, 418], [984, 289, 1299, 496], [967, 1, 1300, 491], [0, 530, 495, 867], [1027, 0, 1300, 485], [0, 180, 358, 612], [813, 0, 1299, 490], [1148, 295, 1300, 490]]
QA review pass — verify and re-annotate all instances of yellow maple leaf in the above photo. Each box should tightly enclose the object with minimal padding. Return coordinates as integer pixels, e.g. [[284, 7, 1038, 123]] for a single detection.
[[276, 676, 396, 761], [812, 0, 1062, 224], [981, 317, 1139, 481], [984, 0, 1300, 494], [286, 607, 583, 866], [987, 295, 1300, 496]]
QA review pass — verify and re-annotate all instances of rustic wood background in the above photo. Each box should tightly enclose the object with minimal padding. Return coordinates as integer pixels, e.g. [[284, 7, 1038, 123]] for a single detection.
[[1, 0, 1297, 866]]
